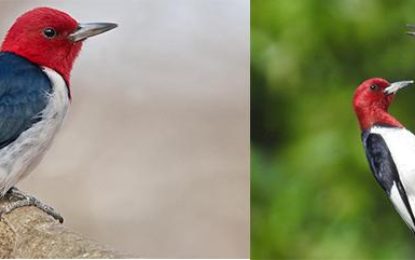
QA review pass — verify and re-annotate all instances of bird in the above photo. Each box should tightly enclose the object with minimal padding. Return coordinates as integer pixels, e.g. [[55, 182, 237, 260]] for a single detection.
[[353, 78, 415, 232], [0, 7, 117, 222]]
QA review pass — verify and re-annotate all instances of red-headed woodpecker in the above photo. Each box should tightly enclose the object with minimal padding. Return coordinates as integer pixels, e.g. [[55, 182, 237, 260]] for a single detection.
[[0, 7, 116, 222], [353, 78, 415, 232]]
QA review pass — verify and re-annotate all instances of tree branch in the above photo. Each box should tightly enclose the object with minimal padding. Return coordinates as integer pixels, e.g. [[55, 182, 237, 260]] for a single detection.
[[0, 200, 130, 258]]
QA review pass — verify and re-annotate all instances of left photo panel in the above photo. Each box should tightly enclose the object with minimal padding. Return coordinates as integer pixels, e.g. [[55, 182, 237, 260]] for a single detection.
[[0, 0, 250, 258]]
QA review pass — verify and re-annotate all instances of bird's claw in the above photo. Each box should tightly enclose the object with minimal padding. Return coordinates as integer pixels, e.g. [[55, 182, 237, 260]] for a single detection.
[[0, 187, 63, 223]]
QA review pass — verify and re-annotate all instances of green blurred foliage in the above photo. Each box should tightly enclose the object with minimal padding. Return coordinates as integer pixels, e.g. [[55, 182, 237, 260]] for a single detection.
[[251, 0, 415, 258]]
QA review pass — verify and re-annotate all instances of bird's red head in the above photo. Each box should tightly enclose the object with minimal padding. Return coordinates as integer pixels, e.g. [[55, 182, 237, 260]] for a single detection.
[[1, 7, 81, 84], [353, 78, 413, 130], [1, 7, 117, 85]]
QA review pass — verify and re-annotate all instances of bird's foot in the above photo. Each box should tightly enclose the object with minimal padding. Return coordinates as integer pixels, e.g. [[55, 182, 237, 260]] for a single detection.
[[0, 187, 63, 223]]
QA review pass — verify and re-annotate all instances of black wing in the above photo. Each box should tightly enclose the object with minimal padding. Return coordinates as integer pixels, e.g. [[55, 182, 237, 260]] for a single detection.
[[0, 52, 53, 149], [362, 131, 415, 229]]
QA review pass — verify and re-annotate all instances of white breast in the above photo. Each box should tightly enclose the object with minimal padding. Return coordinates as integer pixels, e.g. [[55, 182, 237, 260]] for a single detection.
[[370, 126, 415, 217], [0, 67, 69, 195]]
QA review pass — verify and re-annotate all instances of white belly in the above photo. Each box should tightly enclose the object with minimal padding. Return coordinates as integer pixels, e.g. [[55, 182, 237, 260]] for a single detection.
[[371, 126, 415, 214], [0, 67, 69, 195]]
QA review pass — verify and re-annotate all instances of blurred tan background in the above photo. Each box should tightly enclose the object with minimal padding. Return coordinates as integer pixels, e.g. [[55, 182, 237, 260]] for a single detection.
[[0, 0, 249, 258]]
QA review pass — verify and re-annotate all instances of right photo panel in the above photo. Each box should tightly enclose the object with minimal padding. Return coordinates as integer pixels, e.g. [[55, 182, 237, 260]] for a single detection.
[[251, 0, 415, 258]]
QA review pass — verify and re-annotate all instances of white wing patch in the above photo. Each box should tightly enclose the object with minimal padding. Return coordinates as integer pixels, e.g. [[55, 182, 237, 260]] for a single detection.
[[371, 126, 415, 228]]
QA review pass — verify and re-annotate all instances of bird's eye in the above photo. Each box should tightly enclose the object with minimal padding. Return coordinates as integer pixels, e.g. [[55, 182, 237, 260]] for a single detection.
[[370, 84, 379, 91], [42, 28, 57, 39]]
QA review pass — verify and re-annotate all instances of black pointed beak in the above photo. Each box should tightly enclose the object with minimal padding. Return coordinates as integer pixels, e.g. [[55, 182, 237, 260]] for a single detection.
[[384, 80, 413, 95], [68, 22, 117, 42]]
